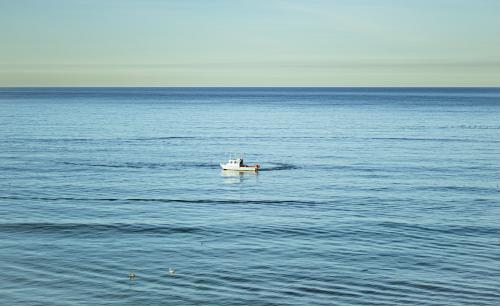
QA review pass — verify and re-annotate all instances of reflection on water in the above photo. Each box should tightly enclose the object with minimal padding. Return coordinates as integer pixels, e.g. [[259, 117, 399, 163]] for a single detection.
[[221, 170, 258, 184]]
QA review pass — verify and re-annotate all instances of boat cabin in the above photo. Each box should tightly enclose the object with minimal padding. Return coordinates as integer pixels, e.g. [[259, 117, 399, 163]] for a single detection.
[[228, 158, 244, 166]]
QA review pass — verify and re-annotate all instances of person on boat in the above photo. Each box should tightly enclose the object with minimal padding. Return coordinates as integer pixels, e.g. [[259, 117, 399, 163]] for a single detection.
[[239, 159, 244, 166]]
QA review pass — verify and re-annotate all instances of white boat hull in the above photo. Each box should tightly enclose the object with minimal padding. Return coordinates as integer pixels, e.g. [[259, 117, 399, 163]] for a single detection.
[[220, 163, 259, 171]]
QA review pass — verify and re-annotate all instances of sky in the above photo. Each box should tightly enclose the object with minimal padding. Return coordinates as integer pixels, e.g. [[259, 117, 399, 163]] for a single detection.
[[1, 0, 499, 86]]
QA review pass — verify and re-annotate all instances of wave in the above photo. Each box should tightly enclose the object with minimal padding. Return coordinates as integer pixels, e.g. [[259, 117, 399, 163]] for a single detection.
[[60, 161, 219, 170], [367, 137, 500, 143], [60, 161, 168, 169], [5, 135, 499, 146], [415, 185, 498, 194], [438, 125, 500, 130], [312, 164, 500, 176], [0, 222, 200, 235], [2, 136, 195, 144], [377, 221, 495, 236], [0, 196, 319, 206], [129, 136, 195, 141], [259, 162, 300, 171], [0, 222, 336, 238]]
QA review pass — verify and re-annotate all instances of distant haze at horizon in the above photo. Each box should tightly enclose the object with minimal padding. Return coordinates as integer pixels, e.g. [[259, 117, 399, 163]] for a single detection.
[[1, 0, 500, 86]]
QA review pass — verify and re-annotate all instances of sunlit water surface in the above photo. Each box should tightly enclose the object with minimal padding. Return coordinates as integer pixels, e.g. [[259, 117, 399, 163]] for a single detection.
[[1, 88, 499, 305]]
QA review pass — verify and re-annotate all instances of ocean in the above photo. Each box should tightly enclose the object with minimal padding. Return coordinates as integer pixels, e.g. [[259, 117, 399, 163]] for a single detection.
[[1, 87, 499, 305]]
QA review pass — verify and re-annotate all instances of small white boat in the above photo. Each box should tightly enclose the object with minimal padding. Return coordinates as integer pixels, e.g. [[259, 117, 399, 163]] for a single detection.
[[220, 157, 260, 171]]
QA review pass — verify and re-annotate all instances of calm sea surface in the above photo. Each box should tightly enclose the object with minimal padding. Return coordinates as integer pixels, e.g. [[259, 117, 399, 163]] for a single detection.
[[1, 87, 499, 305]]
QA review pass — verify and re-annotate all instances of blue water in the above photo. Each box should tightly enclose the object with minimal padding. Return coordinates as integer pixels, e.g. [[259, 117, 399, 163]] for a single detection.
[[1, 87, 499, 305]]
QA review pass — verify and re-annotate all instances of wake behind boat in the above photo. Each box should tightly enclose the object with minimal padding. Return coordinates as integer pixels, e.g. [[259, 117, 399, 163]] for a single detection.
[[220, 157, 260, 171]]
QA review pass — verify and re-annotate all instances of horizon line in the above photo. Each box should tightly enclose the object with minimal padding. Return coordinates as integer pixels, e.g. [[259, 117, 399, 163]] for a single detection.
[[2, 86, 500, 89]]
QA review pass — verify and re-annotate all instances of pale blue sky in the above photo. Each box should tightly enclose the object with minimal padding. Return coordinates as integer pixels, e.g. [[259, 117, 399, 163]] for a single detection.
[[1, 0, 499, 86]]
